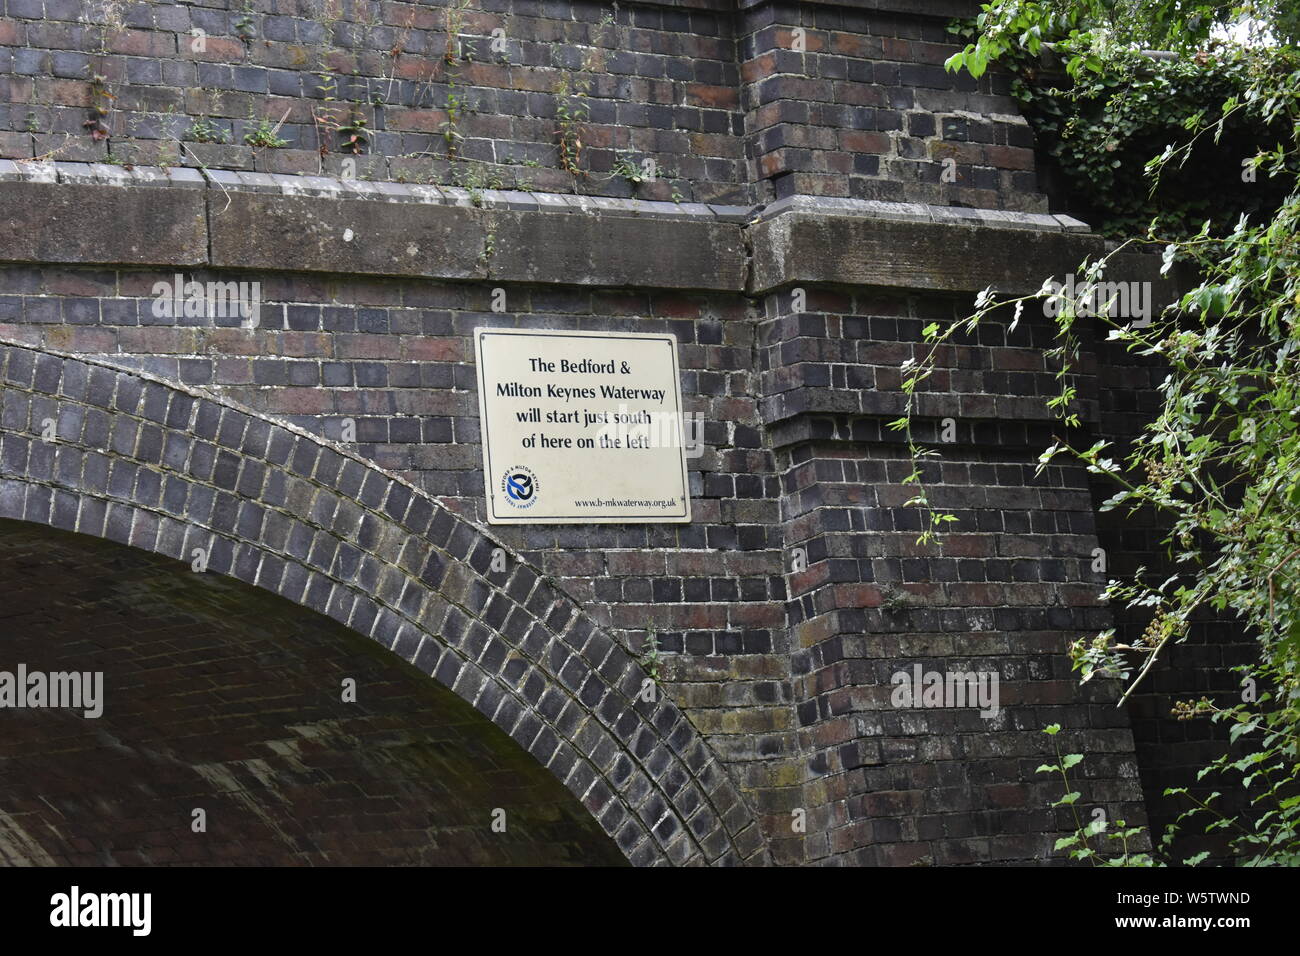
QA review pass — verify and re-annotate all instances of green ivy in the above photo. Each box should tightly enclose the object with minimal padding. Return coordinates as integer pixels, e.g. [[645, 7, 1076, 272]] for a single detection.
[[950, 18, 1297, 237], [923, 1, 1300, 866]]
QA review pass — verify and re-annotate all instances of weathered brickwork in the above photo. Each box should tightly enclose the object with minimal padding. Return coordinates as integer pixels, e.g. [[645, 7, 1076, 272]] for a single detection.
[[0, 341, 769, 865], [0, 161, 1173, 864], [757, 288, 1146, 863], [1, 0, 1039, 208], [0, 258, 795, 828], [739, 1, 1045, 208], [1, 0, 742, 201], [0, 0, 1223, 867]]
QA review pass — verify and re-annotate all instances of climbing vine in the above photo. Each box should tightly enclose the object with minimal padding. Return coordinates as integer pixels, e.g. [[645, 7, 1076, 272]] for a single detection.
[[948, 16, 1297, 237], [910, 1, 1300, 865]]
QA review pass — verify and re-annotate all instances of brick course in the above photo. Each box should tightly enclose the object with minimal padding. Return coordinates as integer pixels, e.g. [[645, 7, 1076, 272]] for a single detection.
[[1, 0, 1038, 207]]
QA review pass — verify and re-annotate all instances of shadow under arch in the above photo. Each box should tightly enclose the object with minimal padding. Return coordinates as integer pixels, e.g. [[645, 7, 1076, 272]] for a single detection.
[[0, 340, 768, 866], [0, 518, 630, 865]]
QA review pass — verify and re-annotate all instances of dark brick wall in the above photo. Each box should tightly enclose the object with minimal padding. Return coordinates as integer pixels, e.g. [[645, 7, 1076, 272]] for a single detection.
[[0, 244, 1158, 864], [739, 1, 1045, 208], [2, 0, 746, 199], [0, 3, 1232, 867], [0, 0, 1037, 207], [758, 287, 1146, 863], [1090, 332, 1258, 862], [3, 145, 804, 861], [0, 152, 1195, 863], [0, 262, 797, 844]]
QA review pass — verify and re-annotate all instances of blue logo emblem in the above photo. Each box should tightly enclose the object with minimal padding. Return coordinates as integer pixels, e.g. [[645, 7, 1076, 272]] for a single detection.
[[499, 466, 539, 510], [506, 472, 534, 501]]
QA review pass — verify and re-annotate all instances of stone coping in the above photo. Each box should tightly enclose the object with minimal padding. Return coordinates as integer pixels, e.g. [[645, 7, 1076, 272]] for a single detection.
[[1, 159, 1109, 294], [1, 159, 1087, 232]]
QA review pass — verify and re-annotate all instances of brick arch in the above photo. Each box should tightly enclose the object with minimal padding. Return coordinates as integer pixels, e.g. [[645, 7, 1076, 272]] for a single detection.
[[0, 340, 768, 867]]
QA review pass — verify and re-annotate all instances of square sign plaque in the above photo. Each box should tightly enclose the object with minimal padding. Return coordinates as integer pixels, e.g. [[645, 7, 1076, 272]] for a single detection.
[[474, 327, 691, 524]]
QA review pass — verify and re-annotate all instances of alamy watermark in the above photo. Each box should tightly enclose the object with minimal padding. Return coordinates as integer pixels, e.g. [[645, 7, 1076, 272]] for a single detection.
[[891, 664, 1000, 718], [50, 886, 150, 936], [594, 403, 705, 458], [151, 273, 261, 328], [0, 665, 103, 718], [1041, 273, 1152, 327]]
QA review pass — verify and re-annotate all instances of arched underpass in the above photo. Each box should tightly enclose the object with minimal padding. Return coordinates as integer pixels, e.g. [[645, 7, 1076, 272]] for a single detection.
[[0, 340, 768, 866], [0, 519, 627, 866]]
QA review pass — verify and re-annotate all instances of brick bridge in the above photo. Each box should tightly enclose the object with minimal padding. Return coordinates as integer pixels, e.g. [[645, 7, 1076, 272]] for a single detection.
[[0, 0, 1232, 865]]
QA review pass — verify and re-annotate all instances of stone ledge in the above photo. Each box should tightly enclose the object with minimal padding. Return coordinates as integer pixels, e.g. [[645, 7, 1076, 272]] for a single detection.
[[19, 161, 740, 223], [0, 165, 1129, 295], [3, 161, 1085, 231], [0, 180, 206, 267], [206, 189, 747, 291], [484, 210, 747, 290], [0, 158, 205, 189], [747, 210, 1148, 295], [760, 389, 1103, 436], [756, 194, 1087, 232]]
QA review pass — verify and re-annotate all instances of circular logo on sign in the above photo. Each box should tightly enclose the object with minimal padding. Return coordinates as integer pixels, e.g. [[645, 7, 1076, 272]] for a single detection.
[[500, 466, 539, 510]]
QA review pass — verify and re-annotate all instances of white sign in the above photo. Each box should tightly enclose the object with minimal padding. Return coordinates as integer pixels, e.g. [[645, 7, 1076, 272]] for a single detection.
[[474, 327, 691, 524]]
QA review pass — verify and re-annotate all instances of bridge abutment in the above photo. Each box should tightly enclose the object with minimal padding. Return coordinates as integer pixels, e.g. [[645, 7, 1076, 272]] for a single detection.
[[0, 0, 1192, 865]]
